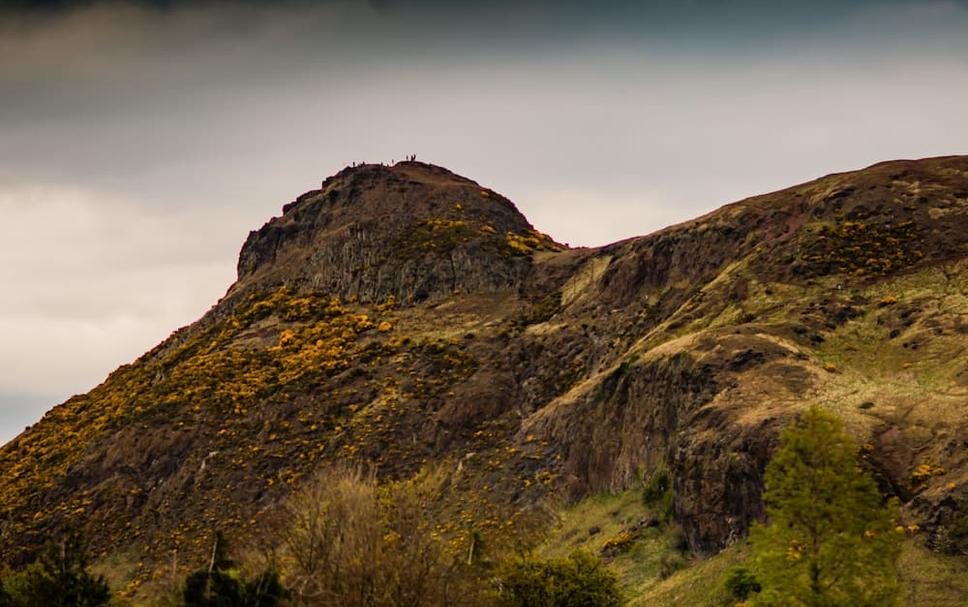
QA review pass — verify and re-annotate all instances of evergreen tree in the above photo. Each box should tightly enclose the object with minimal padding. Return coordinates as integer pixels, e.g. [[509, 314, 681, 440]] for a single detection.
[[748, 407, 901, 607]]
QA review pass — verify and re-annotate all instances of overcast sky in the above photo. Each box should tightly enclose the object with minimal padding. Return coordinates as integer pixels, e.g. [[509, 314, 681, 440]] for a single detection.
[[1, 0, 967, 444]]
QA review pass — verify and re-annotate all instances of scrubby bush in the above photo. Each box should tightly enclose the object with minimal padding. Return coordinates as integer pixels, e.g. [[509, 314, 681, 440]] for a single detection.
[[723, 566, 761, 601], [182, 531, 285, 607], [642, 468, 669, 504], [642, 467, 674, 521], [496, 550, 623, 607], [277, 466, 488, 607]]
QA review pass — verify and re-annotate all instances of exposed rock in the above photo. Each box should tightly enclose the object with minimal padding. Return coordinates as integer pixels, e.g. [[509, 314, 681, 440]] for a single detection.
[[233, 161, 560, 305]]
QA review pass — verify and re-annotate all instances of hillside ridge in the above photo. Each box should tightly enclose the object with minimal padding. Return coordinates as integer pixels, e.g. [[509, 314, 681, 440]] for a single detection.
[[1, 156, 966, 601]]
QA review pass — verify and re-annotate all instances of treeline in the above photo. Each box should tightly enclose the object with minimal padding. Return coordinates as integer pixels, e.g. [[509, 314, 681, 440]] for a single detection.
[[2, 407, 904, 606], [0, 532, 109, 607], [1, 467, 622, 607], [189, 467, 622, 606]]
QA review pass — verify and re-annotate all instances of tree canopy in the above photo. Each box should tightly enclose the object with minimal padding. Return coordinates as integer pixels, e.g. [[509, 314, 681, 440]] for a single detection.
[[748, 406, 901, 607]]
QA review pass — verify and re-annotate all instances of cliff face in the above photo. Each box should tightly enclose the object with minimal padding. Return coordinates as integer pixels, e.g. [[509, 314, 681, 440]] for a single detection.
[[233, 161, 561, 305], [1, 157, 966, 589]]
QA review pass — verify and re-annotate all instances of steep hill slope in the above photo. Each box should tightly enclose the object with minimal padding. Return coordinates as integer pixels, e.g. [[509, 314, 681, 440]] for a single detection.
[[1, 157, 966, 600]]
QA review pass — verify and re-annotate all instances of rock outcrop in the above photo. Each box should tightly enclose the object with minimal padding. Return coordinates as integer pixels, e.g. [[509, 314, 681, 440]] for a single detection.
[[234, 161, 561, 305]]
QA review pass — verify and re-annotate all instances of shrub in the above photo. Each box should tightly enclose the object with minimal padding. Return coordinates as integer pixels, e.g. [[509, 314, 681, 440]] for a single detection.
[[497, 550, 623, 607], [723, 566, 761, 601], [642, 468, 670, 504], [599, 531, 637, 558], [182, 531, 286, 607], [642, 467, 674, 521], [277, 466, 487, 607]]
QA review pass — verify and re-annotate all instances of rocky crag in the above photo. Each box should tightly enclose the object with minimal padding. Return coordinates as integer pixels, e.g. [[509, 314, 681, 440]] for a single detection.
[[1, 158, 966, 598]]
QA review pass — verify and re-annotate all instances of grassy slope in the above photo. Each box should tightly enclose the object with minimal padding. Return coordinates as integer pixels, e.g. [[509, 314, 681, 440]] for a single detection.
[[643, 538, 968, 607], [542, 490, 967, 607], [537, 490, 725, 605], [551, 232, 967, 603], [535, 201, 968, 605]]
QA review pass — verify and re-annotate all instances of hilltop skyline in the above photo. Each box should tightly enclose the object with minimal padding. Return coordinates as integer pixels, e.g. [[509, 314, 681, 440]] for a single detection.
[[2, 0, 967, 442]]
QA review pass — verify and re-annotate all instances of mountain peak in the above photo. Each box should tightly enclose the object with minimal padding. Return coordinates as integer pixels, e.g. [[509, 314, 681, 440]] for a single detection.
[[233, 161, 563, 304]]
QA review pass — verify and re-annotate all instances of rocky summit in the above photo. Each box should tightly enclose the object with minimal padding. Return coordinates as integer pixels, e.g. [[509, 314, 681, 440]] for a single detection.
[[1, 158, 967, 603]]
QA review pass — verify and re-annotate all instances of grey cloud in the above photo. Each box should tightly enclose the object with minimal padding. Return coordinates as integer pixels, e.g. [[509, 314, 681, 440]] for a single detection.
[[0, 393, 56, 445]]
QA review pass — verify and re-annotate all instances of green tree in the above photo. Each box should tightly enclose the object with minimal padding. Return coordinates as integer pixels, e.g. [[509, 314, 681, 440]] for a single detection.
[[497, 549, 624, 607], [0, 532, 110, 607], [182, 531, 285, 607], [748, 406, 901, 607]]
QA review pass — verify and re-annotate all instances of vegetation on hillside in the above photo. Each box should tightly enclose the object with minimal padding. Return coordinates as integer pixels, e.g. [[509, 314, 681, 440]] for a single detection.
[[742, 407, 902, 605], [40, 407, 908, 606], [0, 532, 109, 607], [497, 550, 623, 607], [0, 466, 623, 607], [1, 286, 539, 579], [181, 532, 285, 607], [272, 466, 488, 606]]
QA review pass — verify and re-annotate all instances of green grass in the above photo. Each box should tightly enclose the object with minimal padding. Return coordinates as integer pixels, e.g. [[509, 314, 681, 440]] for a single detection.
[[632, 538, 963, 607], [898, 540, 968, 607], [541, 491, 968, 607], [538, 490, 695, 603], [540, 490, 650, 558], [537, 488, 740, 606], [630, 543, 746, 607]]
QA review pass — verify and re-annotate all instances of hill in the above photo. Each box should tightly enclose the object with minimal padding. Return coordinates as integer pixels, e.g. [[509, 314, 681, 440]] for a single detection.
[[1, 157, 966, 603]]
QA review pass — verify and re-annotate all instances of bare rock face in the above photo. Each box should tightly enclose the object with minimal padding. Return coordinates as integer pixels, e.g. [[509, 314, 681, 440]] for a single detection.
[[522, 331, 807, 555], [234, 161, 560, 304]]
